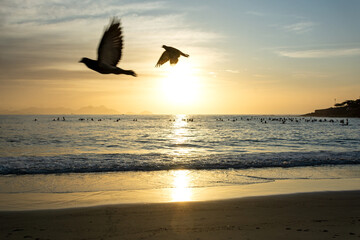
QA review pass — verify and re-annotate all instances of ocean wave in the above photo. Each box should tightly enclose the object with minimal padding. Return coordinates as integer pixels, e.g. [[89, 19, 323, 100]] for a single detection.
[[0, 151, 359, 175], [169, 143, 204, 148]]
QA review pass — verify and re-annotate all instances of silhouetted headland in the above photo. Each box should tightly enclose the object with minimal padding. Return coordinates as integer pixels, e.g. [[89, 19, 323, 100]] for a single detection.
[[303, 98, 360, 118]]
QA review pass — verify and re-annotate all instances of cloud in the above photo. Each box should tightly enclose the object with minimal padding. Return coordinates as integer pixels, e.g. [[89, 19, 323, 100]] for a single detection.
[[225, 69, 239, 74], [278, 48, 360, 58], [245, 11, 264, 17], [291, 71, 329, 79], [0, 0, 167, 25], [283, 21, 316, 34], [253, 74, 267, 78], [0, 0, 224, 84]]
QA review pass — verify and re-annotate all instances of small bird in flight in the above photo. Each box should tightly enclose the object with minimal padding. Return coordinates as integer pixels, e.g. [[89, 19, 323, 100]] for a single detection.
[[155, 45, 189, 67], [79, 18, 136, 77]]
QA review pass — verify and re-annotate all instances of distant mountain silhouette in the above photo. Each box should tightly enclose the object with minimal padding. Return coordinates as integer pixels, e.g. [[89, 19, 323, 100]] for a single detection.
[[0, 105, 120, 115], [303, 98, 360, 118], [76, 106, 119, 114]]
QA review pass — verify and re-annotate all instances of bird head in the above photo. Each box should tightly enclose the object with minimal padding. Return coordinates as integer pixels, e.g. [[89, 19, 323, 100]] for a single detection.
[[162, 45, 168, 49], [79, 58, 86, 63]]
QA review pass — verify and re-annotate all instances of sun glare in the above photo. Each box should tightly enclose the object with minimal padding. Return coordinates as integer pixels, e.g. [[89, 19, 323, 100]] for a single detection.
[[171, 170, 192, 202], [170, 114, 191, 155], [161, 62, 200, 106]]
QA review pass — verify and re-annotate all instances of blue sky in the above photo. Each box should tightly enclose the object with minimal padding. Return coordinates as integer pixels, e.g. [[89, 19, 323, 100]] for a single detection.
[[0, 0, 359, 114]]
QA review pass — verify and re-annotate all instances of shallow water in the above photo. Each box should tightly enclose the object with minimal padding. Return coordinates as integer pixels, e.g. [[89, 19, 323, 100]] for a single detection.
[[1, 166, 360, 210]]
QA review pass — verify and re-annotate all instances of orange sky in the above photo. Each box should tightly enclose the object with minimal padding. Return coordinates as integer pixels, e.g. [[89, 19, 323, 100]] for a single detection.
[[0, 0, 359, 114]]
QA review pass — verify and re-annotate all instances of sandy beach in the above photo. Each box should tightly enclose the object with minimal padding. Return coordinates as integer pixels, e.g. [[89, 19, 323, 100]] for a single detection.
[[1, 191, 359, 240]]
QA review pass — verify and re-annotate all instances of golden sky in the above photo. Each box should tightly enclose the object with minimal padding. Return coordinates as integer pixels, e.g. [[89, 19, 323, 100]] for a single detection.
[[0, 0, 359, 114]]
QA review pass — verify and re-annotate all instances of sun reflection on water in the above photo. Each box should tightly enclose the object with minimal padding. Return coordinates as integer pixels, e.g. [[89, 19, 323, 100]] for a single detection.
[[171, 170, 192, 202], [169, 116, 194, 201], [170, 114, 190, 155]]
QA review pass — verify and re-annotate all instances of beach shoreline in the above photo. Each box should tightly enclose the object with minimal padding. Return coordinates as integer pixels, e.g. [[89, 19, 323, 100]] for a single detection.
[[1, 174, 360, 211], [1, 165, 359, 239], [1, 190, 359, 240]]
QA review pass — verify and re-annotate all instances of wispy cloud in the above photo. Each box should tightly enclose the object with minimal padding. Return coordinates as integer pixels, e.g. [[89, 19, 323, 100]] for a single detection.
[[283, 21, 316, 34], [0, 0, 167, 25], [245, 11, 264, 17], [278, 48, 360, 58], [225, 69, 239, 74], [0, 0, 224, 83], [253, 74, 268, 78], [292, 71, 329, 79]]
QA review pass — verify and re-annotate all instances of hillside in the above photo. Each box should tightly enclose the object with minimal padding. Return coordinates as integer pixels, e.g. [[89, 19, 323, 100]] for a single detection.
[[303, 98, 360, 118]]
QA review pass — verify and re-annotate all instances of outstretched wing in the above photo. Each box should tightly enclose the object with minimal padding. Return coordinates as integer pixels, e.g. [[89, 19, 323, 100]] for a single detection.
[[169, 57, 178, 65], [155, 51, 169, 67], [97, 18, 123, 66]]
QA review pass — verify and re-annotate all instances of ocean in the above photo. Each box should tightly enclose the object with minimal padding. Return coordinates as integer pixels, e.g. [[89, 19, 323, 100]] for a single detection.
[[0, 114, 360, 209], [1, 114, 359, 174]]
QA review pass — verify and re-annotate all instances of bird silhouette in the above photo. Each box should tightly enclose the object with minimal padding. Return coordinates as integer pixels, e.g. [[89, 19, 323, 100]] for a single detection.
[[79, 18, 136, 77], [155, 45, 189, 67]]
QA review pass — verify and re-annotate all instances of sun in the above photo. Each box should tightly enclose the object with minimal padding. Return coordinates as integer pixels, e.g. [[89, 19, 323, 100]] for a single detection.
[[161, 61, 200, 106]]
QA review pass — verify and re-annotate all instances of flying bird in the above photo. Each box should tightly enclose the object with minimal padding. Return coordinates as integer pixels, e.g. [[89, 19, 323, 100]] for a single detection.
[[79, 18, 136, 77], [155, 45, 189, 67]]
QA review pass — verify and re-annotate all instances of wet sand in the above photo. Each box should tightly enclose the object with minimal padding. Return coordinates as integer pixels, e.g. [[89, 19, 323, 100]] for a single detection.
[[1, 191, 359, 240]]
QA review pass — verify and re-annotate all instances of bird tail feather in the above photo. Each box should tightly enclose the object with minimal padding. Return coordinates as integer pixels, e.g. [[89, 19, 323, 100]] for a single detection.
[[180, 52, 189, 57]]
